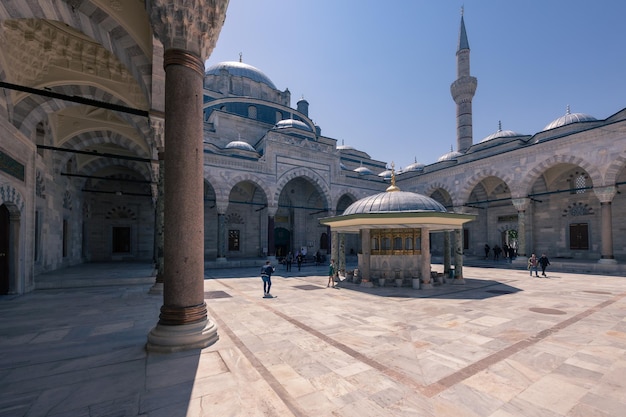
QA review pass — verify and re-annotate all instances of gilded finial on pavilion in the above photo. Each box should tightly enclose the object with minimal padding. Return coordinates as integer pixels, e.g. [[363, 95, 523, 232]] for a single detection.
[[386, 161, 401, 192]]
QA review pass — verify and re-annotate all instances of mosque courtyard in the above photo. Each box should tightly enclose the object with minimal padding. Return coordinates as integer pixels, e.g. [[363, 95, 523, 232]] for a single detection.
[[0, 262, 625, 416]]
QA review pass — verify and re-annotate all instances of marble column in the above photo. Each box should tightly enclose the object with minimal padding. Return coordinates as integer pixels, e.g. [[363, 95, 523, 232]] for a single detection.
[[512, 198, 529, 258], [421, 228, 433, 288], [149, 147, 165, 295], [331, 231, 339, 266], [146, 0, 227, 352], [595, 186, 617, 264], [267, 215, 275, 258], [338, 233, 346, 275], [360, 229, 372, 287], [452, 229, 465, 284], [217, 212, 226, 261], [443, 231, 451, 276]]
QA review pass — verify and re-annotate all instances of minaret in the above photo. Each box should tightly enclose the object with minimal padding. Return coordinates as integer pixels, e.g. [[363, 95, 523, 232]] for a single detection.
[[450, 8, 477, 153]]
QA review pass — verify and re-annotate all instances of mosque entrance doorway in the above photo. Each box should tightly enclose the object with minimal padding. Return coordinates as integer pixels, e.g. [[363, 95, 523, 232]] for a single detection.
[[274, 227, 291, 259], [0, 204, 9, 294]]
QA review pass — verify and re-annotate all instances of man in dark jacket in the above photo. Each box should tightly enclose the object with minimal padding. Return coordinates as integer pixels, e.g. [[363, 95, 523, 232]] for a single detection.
[[538, 253, 551, 277], [261, 261, 275, 296]]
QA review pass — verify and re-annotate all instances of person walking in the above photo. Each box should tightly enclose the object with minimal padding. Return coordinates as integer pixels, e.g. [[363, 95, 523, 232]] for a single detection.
[[285, 251, 293, 272], [484, 244, 490, 259], [327, 259, 337, 288], [296, 252, 303, 271], [528, 253, 539, 277], [538, 253, 551, 277], [261, 260, 275, 297]]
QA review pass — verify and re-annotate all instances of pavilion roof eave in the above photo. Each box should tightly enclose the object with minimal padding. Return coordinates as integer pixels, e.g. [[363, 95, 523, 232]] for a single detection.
[[319, 212, 475, 233]]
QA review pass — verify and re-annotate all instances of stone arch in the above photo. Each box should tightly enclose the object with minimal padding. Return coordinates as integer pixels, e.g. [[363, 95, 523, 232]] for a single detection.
[[225, 174, 272, 208], [79, 159, 152, 184], [105, 206, 137, 220], [332, 187, 359, 213], [0, 185, 25, 213], [603, 150, 626, 186], [457, 168, 513, 205], [203, 172, 228, 212], [275, 167, 331, 209], [0, 5, 152, 102], [522, 154, 602, 197]]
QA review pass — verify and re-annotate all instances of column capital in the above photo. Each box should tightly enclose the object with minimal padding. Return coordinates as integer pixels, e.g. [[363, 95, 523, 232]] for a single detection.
[[594, 186, 617, 203], [267, 205, 278, 217], [215, 200, 229, 215], [147, 0, 228, 60], [511, 197, 530, 212]]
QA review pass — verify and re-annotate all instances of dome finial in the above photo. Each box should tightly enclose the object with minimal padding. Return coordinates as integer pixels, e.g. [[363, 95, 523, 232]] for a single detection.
[[498, 120, 502, 132], [566, 104, 571, 115], [239, 52, 242, 63], [386, 162, 401, 192]]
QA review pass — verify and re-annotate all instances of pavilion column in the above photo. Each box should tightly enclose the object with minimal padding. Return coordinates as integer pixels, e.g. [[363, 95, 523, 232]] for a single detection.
[[338, 233, 346, 275], [595, 186, 617, 264], [443, 231, 451, 275], [146, 0, 227, 353], [420, 228, 433, 289], [149, 146, 165, 295], [360, 229, 371, 286], [267, 215, 275, 258], [452, 228, 465, 284], [511, 197, 529, 258], [331, 231, 339, 266]]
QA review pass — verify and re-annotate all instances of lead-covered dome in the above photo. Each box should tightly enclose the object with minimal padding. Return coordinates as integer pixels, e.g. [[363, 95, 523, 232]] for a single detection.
[[225, 140, 256, 152], [343, 191, 446, 215], [480, 121, 524, 143], [273, 119, 312, 132], [205, 61, 276, 89], [542, 106, 596, 131]]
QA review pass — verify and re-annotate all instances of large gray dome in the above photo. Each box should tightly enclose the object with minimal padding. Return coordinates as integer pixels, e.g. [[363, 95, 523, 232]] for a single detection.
[[273, 119, 312, 132], [343, 191, 446, 215], [205, 61, 276, 89]]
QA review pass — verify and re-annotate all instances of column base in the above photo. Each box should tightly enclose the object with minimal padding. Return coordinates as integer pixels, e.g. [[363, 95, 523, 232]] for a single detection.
[[148, 282, 163, 295], [598, 258, 617, 265], [420, 282, 434, 289], [146, 318, 218, 353], [360, 280, 373, 288], [452, 278, 466, 285], [216, 257, 228, 263]]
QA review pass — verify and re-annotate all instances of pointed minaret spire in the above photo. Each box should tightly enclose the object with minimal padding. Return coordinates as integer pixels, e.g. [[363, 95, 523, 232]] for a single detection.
[[450, 9, 477, 154]]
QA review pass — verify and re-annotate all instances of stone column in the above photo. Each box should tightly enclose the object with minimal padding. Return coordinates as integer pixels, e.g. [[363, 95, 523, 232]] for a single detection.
[[217, 212, 226, 261], [452, 229, 465, 284], [360, 229, 372, 287], [595, 186, 617, 264], [511, 198, 529, 258], [149, 147, 165, 295], [443, 231, 451, 276], [338, 233, 346, 275], [146, 0, 228, 353], [331, 231, 339, 266], [267, 215, 275, 259], [421, 227, 433, 288]]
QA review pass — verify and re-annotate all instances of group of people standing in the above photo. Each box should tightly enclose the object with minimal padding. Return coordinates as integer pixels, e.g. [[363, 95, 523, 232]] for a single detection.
[[483, 243, 517, 262]]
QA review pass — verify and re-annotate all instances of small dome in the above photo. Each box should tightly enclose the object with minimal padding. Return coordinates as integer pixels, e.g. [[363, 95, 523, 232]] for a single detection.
[[480, 121, 523, 143], [404, 161, 425, 172], [205, 61, 276, 89], [273, 119, 313, 132], [225, 140, 256, 152], [343, 191, 446, 215], [378, 169, 392, 180], [337, 145, 356, 151], [542, 106, 596, 131], [438, 150, 462, 162], [354, 166, 374, 175]]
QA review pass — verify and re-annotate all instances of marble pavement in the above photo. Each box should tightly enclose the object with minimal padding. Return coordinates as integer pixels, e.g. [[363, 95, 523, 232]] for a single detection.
[[1, 263, 625, 416]]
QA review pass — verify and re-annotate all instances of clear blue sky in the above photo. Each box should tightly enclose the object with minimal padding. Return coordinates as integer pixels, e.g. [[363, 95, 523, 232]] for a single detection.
[[206, 1, 626, 170]]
